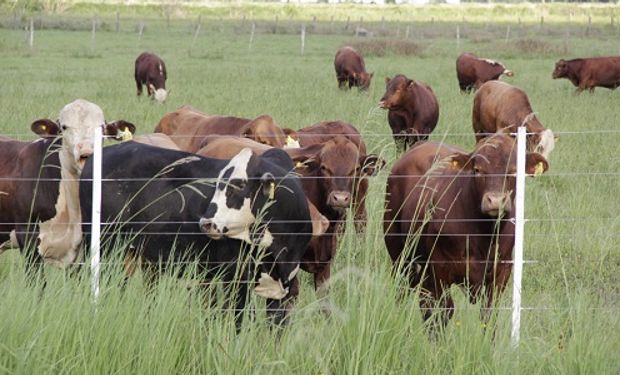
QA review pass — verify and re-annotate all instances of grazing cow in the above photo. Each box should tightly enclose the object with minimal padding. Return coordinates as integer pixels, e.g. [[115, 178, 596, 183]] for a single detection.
[[473, 81, 555, 159], [552, 56, 620, 93], [196, 134, 384, 309], [80, 142, 314, 325], [379, 75, 440, 151], [6, 100, 135, 268], [135, 52, 168, 103], [384, 135, 549, 326], [456, 52, 514, 92], [334, 46, 374, 91], [154, 106, 294, 152]]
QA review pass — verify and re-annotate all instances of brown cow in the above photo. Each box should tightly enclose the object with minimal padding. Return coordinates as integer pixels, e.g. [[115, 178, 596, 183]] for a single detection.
[[379, 75, 440, 151], [334, 46, 374, 91], [154, 105, 293, 153], [456, 52, 514, 92], [196, 135, 384, 312], [384, 135, 549, 326], [135, 52, 168, 103], [552, 56, 620, 93], [473, 81, 555, 159]]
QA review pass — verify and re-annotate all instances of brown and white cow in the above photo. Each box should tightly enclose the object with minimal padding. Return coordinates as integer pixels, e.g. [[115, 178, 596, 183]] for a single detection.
[[384, 135, 548, 325], [154, 106, 294, 153], [473, 81, 555, 159], [334, 46, 374, 91], [135, 52, 168, 103], [4, 100, 135, 268], [379, 75, 439, 151], [456, 52, 514, 92], [552, 56, 620, 93]]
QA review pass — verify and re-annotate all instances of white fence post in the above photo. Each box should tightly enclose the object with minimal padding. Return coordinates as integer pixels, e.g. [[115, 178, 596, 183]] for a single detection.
[[300, 24, 306, 56], [511, 126, 527, 348], [90, 126, 103, 301]]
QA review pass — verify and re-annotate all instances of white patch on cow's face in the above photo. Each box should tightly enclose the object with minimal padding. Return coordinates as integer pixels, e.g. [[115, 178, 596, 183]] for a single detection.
[[537, 129, 555, 159], [57, 99, 105, 174], [209, 148, 255, 239], [288, 264, 300, 282], [154, 89, 167, 103], [255, 272, 288, 300], [283, 136, 300, 149], [159, 63, 164, 76]]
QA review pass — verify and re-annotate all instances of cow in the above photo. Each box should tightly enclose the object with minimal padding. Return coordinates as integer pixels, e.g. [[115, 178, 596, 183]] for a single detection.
[[334, 46, 374, 91], [6, 100, 135, 269], [154, 106, 295, 153], [195, 134, 384, 312], [473, 81, 555, 159], [379, 75, 440, 151], [552, 56, 620, 93], [456, 52, 514, 92], [135, 52, 168, 103], [383, 135, 549, 327], [80, 142, 314, 326]]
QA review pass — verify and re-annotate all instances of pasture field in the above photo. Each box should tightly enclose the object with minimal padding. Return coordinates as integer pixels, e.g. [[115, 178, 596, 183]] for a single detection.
[[0, 8, 619, 374]]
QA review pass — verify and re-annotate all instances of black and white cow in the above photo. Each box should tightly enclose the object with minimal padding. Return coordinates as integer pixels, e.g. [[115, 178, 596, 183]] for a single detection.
[[6, 99, 134, 268], [79, 142, 313, 325]]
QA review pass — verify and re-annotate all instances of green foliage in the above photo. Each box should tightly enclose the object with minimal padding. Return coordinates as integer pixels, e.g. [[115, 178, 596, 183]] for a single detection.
[[0, 11, 618, 374]]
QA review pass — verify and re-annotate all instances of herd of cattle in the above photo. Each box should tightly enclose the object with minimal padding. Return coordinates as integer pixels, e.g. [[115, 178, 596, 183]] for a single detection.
[[0, 46, 616, 329]]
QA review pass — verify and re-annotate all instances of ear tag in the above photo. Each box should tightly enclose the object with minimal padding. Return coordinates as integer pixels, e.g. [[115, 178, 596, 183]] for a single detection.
[[534, 162, 544, 176], [295, 161, 305, 169], [268, 182, 275, 200], [118, 128, 133, 142], [41, 125, 47, 131], [451, 160, 459, 168], [285, 135, 300, 148]]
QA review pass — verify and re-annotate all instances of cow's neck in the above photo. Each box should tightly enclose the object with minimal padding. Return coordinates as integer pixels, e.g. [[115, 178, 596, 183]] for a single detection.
[[37, 148, 83, 268]]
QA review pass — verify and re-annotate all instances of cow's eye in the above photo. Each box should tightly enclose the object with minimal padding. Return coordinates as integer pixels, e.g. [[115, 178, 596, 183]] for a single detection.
[[61, 124, 68, 131], [473, 167, 482, 175]]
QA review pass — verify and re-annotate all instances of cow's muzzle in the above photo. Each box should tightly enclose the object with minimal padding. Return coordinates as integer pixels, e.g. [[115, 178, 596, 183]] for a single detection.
[[328, 190, 351, 209], [199, 217, 224, 239], [378, 100, 388, 109], [481, 192, 512, 217]]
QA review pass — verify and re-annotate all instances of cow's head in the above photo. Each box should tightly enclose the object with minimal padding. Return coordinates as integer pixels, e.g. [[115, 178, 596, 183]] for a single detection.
[[242, 115, 287, 148], [353, 71, 374, 91], [379, 75, 413, 109], [291, 137, 385, 212], [31, 99, 136, 174], [528, 128, 556, 160], [552, 59, 568, 79], [447, 134, 549, 218]]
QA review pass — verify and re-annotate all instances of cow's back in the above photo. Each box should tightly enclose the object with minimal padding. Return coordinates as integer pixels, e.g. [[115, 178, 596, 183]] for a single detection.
[[296, 121, 366, 153], [334, 47, 365, 74], [411, 82, 440, 132], [473, 81, 533, 134]]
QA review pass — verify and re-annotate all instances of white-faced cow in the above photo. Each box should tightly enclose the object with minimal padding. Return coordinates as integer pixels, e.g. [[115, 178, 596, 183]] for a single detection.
[[135, 52, 168, 103]]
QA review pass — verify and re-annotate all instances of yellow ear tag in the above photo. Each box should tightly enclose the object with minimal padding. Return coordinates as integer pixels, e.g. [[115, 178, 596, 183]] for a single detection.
[[451, 160, 459, 168], [268, 182, 275, 200], [295, 161, 305, 169], [285, 135, 300, 148], [41, 125, 46, 131], [534, 161, 544, 176], [118, 128, 133, 142]]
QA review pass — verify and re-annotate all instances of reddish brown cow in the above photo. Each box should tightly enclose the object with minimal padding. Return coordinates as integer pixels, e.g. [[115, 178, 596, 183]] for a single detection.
[[154, 106, 291, 153], [379, 75, 440, 151], [384, 135, 548, 325], [456, 52, 513, 92], [552, 56, 620, 93], [473, 81, 555, 160], [334, 46, 374, 91], [196, 135, 384, 311], [135, 52, 168, 103]]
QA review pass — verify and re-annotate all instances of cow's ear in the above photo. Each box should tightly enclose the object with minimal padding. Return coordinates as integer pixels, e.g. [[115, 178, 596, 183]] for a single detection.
[[105, 120, 136, 141], [291, 154, 318, 171], [384, 76, 391, 84], [31, 119, 60, 137], [308, 200, 329, 237], [242, 126, 253, 138], [407, 79, 415, 89], [359, 154, 386, 176], [447, 152, 474, 171], [525, 153, 549, 176], [260, 172, 276, 199]]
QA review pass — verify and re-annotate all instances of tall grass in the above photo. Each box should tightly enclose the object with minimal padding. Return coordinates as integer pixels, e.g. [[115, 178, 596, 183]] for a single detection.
[[0, 13, 618, 374]]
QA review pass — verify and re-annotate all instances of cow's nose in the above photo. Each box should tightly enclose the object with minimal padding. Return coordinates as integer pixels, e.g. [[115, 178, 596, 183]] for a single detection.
[[328, 191, 351, 208], [378, 100, 387, 108], [199, 218, 223, 239], [482, 193, 512, 217]]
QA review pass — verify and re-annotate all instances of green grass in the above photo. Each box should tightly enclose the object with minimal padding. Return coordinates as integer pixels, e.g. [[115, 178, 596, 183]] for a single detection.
[[0, 10, 619, 374]]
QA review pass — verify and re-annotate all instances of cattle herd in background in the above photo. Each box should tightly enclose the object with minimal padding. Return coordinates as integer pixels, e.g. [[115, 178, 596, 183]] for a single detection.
[[0, 45, 618, 330]]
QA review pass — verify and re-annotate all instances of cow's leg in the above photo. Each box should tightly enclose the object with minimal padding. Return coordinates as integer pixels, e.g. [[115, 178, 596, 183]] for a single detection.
[[136, 80, 143, 96], [314, 265, 332, 316], [337, 76, 347, 89], [419, 272, 453, 337], [352, 178, 368, 233]]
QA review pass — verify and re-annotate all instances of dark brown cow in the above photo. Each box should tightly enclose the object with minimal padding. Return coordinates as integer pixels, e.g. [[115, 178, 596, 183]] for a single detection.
[[456, 52, 513, 92], [154, 106, 293, 153], [473, 81, 555, 159], [552, 56, 620, 93], [334, 46, 374, 91], [135, 52, 168, 103], [384, 135, 548, 325], [196, 135, 384, 311], [379, 75, 440, 151]]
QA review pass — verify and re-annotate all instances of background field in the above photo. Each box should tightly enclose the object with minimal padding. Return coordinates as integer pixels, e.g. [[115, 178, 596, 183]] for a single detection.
[[0, 3, 619, 374]]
